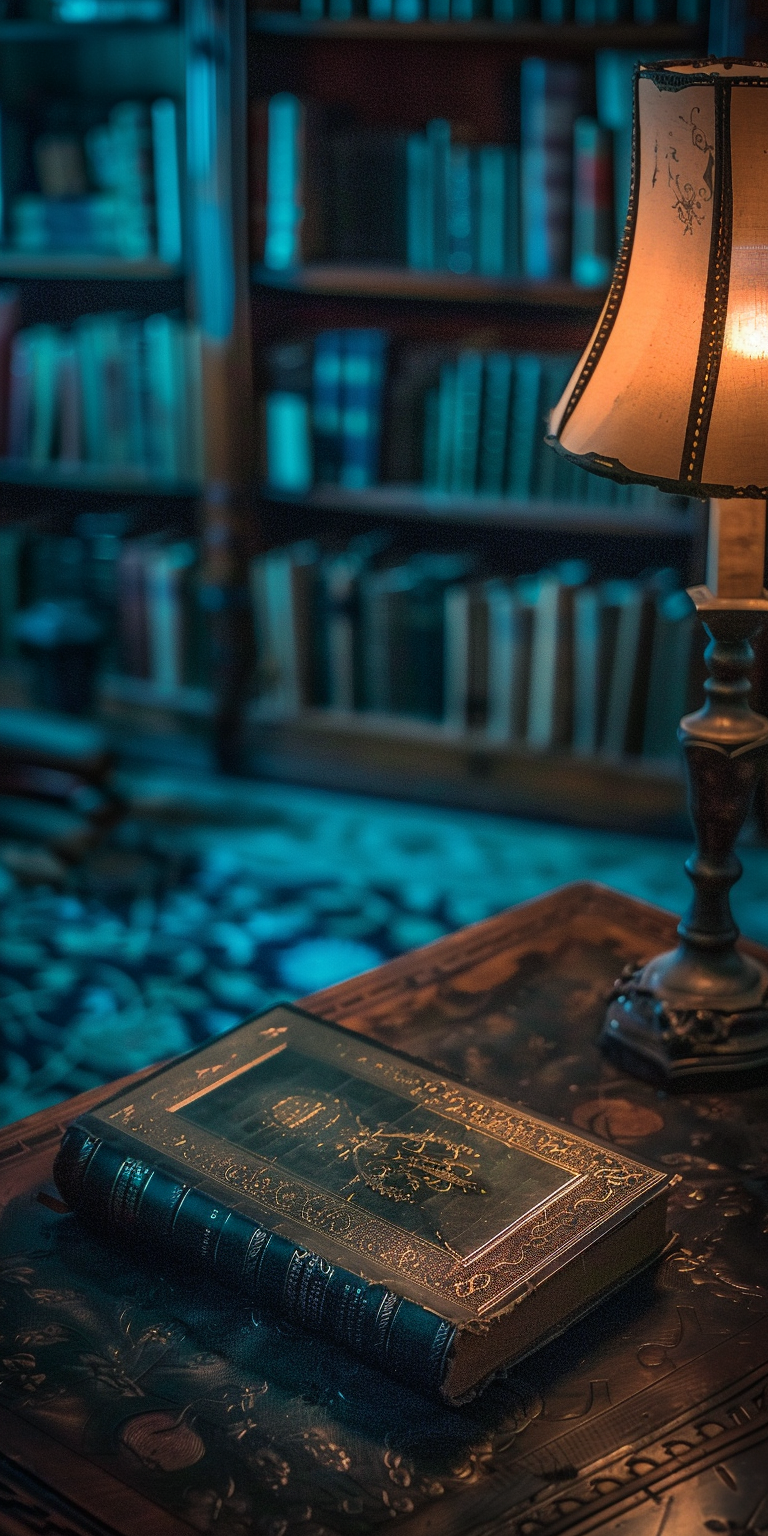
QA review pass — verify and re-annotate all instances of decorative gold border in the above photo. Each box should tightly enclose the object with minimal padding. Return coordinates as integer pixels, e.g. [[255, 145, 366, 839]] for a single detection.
[[88, 1007, 666, 1322]]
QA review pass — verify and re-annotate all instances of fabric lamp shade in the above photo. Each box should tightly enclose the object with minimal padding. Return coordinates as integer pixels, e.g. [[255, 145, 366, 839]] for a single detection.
[[548, 60, 768, 502]]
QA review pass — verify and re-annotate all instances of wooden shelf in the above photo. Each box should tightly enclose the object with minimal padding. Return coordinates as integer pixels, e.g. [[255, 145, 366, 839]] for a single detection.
[[0, 461, 201, 495], [260, 484, 702, 537], [253, 263, 607, 306], [0, 252, 183, 280], [248, 12, 701, 46], [242, 707, 688, 833], [97, 683, 688, 831], [0, 19, 179, 39]]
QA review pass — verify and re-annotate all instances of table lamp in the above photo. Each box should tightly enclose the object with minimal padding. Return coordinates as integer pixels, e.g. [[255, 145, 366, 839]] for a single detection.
[[547, 58, 768, 1088]]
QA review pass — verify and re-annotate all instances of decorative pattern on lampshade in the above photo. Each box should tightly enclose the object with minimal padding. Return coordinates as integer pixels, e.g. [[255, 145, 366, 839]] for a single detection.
[[548, 60, 768, 501]]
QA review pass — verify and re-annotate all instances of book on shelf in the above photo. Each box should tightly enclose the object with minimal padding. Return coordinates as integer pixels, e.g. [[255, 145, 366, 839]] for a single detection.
[[247, 535, 699, 761], [252, 83, 621, 285], [520, 58, 585, 281], [1, 97, 182, 263], [249, 540, 319, 714], [261, 328, 695, 513], [116, 534, 202, 693], [16, 1, 173, 19], [53, 1002, 671, 1403], [571, 117, 614, 286], [286, 0, 705, 15], [1, 309, 203, 483], [264, 329, 387, 492]]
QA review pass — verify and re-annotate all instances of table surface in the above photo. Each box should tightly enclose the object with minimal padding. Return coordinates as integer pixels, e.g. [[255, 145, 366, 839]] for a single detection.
[[1, 880, 767, 1536]]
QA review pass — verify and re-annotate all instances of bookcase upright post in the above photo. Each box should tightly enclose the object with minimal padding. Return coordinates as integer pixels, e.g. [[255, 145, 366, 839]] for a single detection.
[[186, 0, 257, 770]]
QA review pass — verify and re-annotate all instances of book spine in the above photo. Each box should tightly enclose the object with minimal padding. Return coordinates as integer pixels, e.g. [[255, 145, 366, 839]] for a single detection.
[[406, 134, 432, 269], [151, 98, 183, 266], [571, 117, 614, 287], [478, 350, 512, 495], [451, 349, 483, 493], [0, 289, 20, 456], [475, 145, 505, 277], [264, 94, 303, 271], [427, 119, 450, 271], [54, 1125, 456, 1399], [447, 143, 473, 274], [520, 58, 582, 281], [339, 329, 386, 489], [313, 330, 343, 484]]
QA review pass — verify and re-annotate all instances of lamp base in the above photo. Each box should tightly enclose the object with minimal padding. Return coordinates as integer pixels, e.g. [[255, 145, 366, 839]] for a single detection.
[[602, 955, 768, 1088], [601, 586, 768, 1091]]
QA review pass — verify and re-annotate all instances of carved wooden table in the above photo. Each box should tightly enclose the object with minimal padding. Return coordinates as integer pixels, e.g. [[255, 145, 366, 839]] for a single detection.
[[1, 881, 767, 1536]]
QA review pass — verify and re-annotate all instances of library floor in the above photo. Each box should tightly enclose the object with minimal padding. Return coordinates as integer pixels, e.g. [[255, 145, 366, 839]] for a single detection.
[[1, 770, 767, 1127]]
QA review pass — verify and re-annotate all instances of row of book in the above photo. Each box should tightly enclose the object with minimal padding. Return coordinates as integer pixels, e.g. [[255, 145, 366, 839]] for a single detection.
[[0, 519, 207, 694], [251, 537, 698, 759], [263, 330, 687, 510], [0, 97, 182, 263], [0, 519, 696, 756], [0, 2, 173, 18], [288, 0, 704, 19], [0, 293, 204, 481], [254, 58, 638, 284]]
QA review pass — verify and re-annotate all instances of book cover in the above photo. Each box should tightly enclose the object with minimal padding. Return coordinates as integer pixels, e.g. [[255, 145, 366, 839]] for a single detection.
[[54, 1003, 670, 1403]]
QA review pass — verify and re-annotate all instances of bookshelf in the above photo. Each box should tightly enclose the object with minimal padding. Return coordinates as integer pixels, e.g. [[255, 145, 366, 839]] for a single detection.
[[4, 0, 766, 835]]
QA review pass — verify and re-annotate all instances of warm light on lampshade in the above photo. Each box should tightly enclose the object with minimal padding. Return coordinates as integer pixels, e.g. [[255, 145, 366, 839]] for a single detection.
[[548, 60, 768, 501]]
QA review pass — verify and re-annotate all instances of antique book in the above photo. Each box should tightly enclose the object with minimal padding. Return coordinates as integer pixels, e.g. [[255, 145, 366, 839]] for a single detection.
[[53, 1003, 671, 1405]]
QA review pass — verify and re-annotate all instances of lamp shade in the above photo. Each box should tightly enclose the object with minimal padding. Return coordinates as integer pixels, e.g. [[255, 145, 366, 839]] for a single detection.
[[548, 60, 768, 500]]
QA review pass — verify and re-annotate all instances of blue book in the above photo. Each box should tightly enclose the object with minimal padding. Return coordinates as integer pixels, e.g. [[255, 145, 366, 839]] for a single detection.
[[492, 0, 533, 15], [428, 0, 451, 13], [339, 329, 387, 489], [447, 145, 473, 274], [451, 350, 483, 492], [478, 351, 513, 494], [406, 134, 432, 268], [435, 361, 457, 489], [540, 0, 574, 17], [574, 0, 598, 19], [422, 385, 441, 486], [427, 119, 451, 271], [476, 146, 505, 277], [506, 352, 542, 498], [266, 395, 313, 493], [394, 0, 423, 15], [504, 146, 521, 277], [264, 94, 302, 272], [313, 331, 343, 483], [571, 118, 614, 287]]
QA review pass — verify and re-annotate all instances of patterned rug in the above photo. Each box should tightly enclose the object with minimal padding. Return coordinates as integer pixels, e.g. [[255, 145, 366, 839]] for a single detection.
[[1, 771, 766, 1126]]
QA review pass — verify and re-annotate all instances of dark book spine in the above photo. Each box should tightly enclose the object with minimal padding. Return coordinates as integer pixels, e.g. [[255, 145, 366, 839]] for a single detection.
[[54, 1124, 456, 1399]]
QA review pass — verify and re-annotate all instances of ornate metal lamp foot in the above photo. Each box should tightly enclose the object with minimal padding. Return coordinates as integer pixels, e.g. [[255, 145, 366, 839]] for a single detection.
[[601, 587, 768, 1089]]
